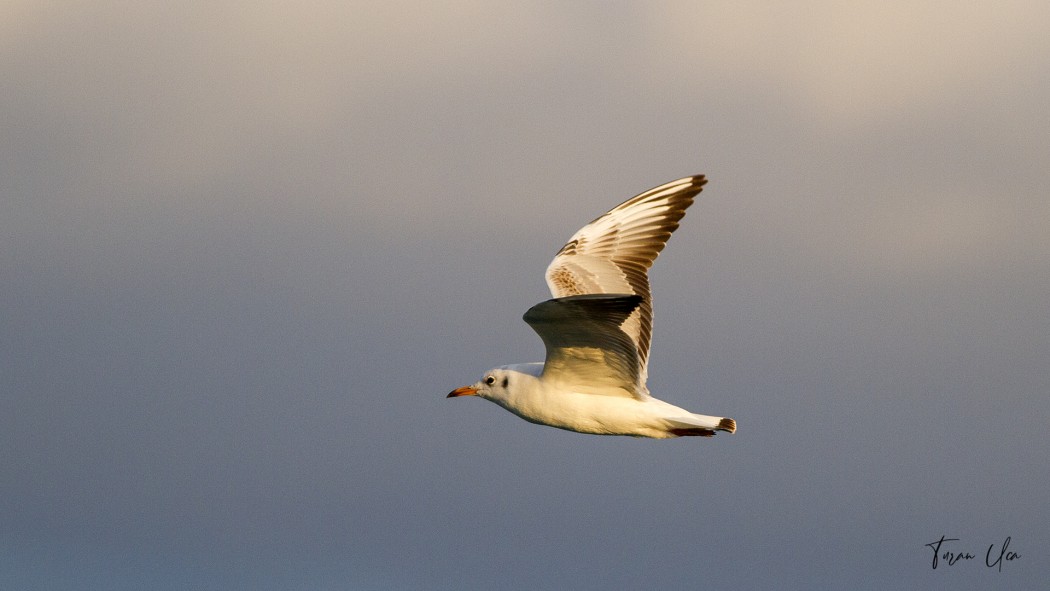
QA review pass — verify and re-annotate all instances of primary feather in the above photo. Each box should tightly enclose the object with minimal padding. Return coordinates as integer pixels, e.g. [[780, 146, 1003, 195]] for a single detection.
[[544, 175, 706, 384]]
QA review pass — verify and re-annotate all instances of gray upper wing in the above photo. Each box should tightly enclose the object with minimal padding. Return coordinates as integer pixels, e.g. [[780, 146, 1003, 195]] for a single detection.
[[523, 294, 645, 399]]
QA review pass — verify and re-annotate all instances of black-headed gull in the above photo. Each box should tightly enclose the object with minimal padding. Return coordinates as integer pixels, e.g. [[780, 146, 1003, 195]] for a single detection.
[[448, 175, 736, 438]]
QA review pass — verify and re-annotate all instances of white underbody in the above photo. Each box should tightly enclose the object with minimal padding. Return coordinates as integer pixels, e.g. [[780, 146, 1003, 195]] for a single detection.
[[483, 364, 725, 439]]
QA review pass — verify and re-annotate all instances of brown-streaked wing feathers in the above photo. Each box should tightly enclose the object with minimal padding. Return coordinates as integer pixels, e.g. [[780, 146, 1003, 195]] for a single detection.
[[543, 175, 706, 382]]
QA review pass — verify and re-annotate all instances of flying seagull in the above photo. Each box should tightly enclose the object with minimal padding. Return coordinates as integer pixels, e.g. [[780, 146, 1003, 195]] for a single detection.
[[448, 175, 736, 438]]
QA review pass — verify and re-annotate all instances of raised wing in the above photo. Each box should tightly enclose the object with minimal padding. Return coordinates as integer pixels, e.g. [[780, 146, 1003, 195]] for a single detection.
[[523, 295, 644, 399], [544, 175, 705, 382]]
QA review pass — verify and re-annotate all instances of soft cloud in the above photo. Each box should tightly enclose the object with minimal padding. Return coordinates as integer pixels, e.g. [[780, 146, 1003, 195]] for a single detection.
[[658, 1, 1050, 123], [3, 5, 1049, 587]]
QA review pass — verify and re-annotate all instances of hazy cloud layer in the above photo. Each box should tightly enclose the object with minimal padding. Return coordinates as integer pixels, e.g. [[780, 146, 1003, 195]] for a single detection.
[[3, 2, 1048, 589]]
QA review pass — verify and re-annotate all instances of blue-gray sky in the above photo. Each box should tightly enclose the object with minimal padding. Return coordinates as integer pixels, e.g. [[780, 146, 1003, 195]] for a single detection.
[[3, 2, 1049, 589]]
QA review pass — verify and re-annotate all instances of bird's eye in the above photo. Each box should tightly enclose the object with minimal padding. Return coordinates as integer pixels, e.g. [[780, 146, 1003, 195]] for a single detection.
[[484, 375, 496, 386]]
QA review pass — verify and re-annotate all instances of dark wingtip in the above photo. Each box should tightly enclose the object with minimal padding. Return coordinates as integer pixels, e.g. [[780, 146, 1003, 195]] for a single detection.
[[523, 294, 643, 325]]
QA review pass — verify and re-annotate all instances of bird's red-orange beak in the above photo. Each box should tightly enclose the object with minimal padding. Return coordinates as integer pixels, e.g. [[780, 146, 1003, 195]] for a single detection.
[[447, 385, 479, 398]]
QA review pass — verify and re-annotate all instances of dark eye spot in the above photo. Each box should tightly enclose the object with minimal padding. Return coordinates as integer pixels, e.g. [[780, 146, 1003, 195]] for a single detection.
[[484, 376, 496, 385], [501, 376, 508, 388]]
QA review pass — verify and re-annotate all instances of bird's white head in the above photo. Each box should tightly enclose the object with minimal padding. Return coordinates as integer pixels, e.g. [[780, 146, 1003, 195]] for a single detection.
[[446, 367, 513, 402], [446, 363, 542, 403]]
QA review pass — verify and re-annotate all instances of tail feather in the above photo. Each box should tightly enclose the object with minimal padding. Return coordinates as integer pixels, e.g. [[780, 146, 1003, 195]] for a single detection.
[[666, 415, 737, 437], [718, 417, 737, 434], [669, 427, 717, 437]]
